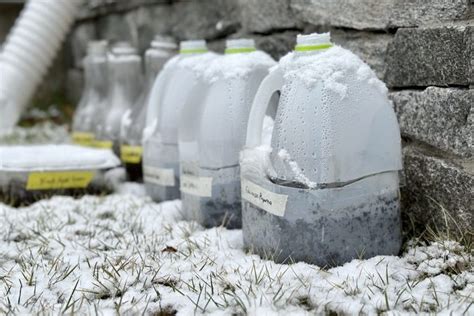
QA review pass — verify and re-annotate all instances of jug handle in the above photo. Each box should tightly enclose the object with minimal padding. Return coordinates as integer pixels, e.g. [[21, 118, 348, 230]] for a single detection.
[[245, 67, 284, 147]]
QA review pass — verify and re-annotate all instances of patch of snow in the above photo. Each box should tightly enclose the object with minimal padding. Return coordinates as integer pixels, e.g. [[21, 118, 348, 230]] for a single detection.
[[278, 148, 317, 189], [142, 118, 157, 142], [240, 115, 277, 179], [0, 193, 472, 314], [176, 52, 219, 77], [261, 115, 274, 147], [203, 51, 275, 83], [0, 145, 120, 172]]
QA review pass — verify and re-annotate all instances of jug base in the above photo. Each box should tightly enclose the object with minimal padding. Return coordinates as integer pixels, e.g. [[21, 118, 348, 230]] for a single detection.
[[182, 166, 242, 229], [183, 192, 242, 229], [242, 174, 401, 267], [144, 181, 180, 202]]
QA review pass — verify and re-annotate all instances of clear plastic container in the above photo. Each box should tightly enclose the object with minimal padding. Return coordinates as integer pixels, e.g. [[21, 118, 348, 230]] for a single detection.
[[72, 40, 108, 147], [120, 36, 177, 182], [142, 40, 218, 202], [179, 39, 275, 229], [0, 145, 120, 206], [241, 33, 403, 266], [94, 42, 143, 155]]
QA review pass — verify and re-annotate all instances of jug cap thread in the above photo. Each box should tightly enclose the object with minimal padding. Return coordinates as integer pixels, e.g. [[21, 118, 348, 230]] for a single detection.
[[225, 38, 256, 54], [180, 40, 208, 54], [111, 41, 138, 55], [295, 33, 333, 52], [151, 35, 177, 50], [87, 40, 108, 56]]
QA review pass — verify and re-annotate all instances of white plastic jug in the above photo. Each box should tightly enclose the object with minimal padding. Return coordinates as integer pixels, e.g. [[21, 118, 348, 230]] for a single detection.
[[120, 36, 177, 182], [95, 42, 142, 155], [72, 40, 108, 147], [179, 39, 275, 228], [241, 33, 403, 266], [142, 40, 218, 202]]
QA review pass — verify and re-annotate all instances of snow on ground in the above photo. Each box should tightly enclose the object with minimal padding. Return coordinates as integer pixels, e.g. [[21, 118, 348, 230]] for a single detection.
[[0, 122, 70, 145], [0, 189, 472, 315]]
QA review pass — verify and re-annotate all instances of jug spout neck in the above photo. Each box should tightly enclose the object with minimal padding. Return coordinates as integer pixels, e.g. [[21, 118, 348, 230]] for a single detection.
[[294, 32, 333, 55], [225, 38, 256, 54], [179, 40, 208, 54]]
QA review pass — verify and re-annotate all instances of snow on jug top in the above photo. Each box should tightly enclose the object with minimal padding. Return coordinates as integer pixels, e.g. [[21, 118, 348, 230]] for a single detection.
[[280, 33, 387, 96], [203, 38, 275, 82], [225, 39, 256, 54], [179, 40, 208, 54]]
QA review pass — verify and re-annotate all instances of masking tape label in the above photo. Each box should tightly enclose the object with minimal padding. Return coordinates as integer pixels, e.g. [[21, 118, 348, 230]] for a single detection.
[[144, 166, 175, 187], [72, 132, 94, 146], [27, 171, 95, 191], [241, 179, 288, 217], [121, 145, 143, 163], [180, 174, 212, 197]]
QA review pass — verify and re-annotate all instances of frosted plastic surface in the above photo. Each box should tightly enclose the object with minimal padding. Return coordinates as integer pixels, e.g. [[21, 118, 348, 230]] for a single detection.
[[72, 52, 108, 136], [197, 51, 276, 168], [120, 41, 176, 146], [96, 51, 142, 150], [259, 46, 401, 184]]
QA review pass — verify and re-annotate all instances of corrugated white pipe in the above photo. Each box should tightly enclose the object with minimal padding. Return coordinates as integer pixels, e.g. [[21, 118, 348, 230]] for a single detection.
[[0, 0, 79, 133]]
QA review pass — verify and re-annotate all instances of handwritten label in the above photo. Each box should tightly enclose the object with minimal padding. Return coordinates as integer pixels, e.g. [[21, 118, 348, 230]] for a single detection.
[[241, 179, 288, 217], [120, 145, 143, 163], [27, 171, 95, 191], [180, 174, 212, 197], [143, 166, 175, 187], [72, 132, 94, 147], [93, 140, 113, 149]]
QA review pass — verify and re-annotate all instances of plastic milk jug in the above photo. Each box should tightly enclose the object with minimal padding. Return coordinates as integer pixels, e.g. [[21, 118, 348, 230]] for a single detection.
[[241, 33, 402, 266], [142, 40, 218, 201], [120, 36, 177, 181], [72, 40, 108, 147], [95, 42, 142, 155], [180, 39, 275, 228]]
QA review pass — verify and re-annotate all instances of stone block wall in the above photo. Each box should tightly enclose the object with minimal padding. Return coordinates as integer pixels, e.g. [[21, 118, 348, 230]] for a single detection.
[[67, 0, 473, 235]]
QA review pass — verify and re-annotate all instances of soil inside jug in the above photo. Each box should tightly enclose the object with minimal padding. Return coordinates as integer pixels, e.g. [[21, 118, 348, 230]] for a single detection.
[[184, 165, 242, 229], [195, 181, 242, 229], [242, 176, 401, 267]]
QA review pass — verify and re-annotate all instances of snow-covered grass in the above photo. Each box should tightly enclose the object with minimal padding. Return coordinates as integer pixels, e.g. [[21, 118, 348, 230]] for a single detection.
[[0, 124, 472, 314], [0, 190, 472, 315], [0, 122, 70, 145]]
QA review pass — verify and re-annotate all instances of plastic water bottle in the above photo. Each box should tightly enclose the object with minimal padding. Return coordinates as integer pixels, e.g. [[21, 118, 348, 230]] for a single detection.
[[120, 36, 177, 182], [72, 40, 108, 147], [179, 39, 275, 228], [241, 33, 403, 266], [142, 40, 218, 202], [95, 42, 142, 155]]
